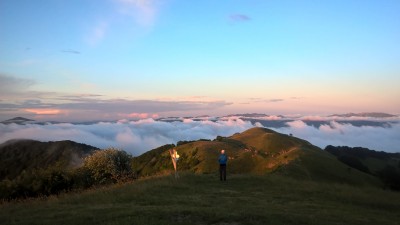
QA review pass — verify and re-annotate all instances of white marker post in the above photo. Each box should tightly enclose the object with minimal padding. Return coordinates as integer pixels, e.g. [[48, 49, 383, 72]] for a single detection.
[[169, 148, 180, 178]]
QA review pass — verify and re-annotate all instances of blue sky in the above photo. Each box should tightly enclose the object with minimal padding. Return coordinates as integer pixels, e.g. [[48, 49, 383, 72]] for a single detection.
[[1, 0, 400, 121]]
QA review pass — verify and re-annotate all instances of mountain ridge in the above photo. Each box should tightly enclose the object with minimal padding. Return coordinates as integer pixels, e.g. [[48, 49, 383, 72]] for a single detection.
[[132, 127, 380, 186], [0, 127, 393, 188], [325, 145, 400, 189], [0, 139, 99, 180], [329, 112, 396, 118], [1, 117, 35, 125]]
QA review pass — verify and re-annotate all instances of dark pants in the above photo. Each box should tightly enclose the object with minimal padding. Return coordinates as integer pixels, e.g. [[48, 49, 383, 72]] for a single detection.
[[219, 164, 226, 181]]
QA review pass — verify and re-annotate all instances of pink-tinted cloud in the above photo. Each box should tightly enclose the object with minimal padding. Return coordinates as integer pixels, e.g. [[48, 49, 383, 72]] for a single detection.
[[86, 21, 109, 46], [24, 108, 62, 115], [1, 89, 231, 122], [285, 120, 308, 129], [125, 112, 159, 119]]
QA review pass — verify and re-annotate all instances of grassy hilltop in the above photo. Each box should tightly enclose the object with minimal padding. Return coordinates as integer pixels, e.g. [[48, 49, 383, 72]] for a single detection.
[[133, 127, 380, 186], [1, 173, 400, 225]]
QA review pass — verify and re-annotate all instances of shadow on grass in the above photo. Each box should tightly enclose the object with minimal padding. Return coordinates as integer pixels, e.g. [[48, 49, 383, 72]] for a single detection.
[[1, 173, 400, 225]]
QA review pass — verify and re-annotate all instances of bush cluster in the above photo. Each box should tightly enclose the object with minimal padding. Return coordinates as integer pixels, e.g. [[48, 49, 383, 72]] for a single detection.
[[0, 148, 135, 200]]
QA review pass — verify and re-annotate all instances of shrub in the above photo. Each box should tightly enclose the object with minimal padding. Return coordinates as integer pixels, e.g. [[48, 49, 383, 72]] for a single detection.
[[0, 148, 136, 200], [0, 164, 74, 200], [83, 148, 133, 185], [214, 136, 225, 141]]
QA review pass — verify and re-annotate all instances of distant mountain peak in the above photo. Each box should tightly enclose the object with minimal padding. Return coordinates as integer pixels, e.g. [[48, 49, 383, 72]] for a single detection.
[[227, 113, 269, 117], [1, 117, 35, 125], [329, 112, 396, 118], [132, 127, 379, 186], [9, 117, 33, 121], [238, 126, 277, 135]]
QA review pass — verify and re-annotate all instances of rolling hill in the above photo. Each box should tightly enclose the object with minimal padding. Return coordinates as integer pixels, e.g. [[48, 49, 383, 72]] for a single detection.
[[325, 145, 400, 189], [0, 117, 35, 125], [132, 127, 380, 186], [1, 128, 399, 224], [0, 139, 98, 180]]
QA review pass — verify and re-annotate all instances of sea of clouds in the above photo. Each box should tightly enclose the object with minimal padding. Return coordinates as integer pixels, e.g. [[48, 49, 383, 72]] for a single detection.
[[1, 118, 399, 155], [274, 120, 400, 153]]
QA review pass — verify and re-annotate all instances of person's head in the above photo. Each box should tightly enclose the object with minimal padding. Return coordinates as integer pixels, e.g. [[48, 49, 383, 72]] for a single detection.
[[221, 149, 225, 154]]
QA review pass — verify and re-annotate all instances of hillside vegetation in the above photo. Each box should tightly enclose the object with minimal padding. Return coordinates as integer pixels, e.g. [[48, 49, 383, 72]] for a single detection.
[[0, 139, 98, 180], [325, 145, 400, 190], [1, 127, 396, 201], [0, 141, 134, 199], [133, 127, 380, 186]]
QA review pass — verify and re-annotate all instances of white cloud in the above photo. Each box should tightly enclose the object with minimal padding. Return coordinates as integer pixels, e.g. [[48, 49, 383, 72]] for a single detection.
[[0, 118, 254, 155], [85, 0, 162, 46], [1, 118, 399, 156], [273, 120, 400, 153], [0, 74, 35, 96], [115, 0, 159, 27], [86, 21, 109, 46]]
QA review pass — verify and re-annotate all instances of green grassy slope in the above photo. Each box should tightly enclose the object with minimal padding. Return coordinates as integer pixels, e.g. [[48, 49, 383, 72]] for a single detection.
[[325, 145, 400, 175], [1, 173, 399, 225], [325, 145, 400, 189], [0, 140, 98, 180], [132, 127, 380, 186]]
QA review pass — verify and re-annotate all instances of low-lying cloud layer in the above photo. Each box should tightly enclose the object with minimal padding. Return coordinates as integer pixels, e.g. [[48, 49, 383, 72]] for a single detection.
[[1, 118, 399, 155], [274, 120, 400, 153], [0, 118, 253, 155]]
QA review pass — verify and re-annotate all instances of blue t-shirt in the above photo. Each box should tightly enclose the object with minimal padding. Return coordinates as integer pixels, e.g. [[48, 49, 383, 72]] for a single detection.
[[218, 154, 227, 165]]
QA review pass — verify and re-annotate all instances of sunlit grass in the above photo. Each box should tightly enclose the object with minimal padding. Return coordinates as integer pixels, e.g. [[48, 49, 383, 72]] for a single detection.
[[1, 173, 399, 225]]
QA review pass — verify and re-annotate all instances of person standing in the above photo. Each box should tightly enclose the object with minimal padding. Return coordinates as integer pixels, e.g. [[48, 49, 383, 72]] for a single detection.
[[218, 149, 228, 181]]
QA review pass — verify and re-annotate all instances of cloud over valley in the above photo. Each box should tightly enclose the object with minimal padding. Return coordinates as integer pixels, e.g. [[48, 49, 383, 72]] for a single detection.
[[0, 118, 253, 155], [1, 116, 399, 155]]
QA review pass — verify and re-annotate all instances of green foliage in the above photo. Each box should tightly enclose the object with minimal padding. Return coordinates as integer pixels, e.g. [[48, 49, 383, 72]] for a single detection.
[[325, 145, 400, 160], [0, 147, 135, 200], [0, 139, 97, 180], [214, 135, 226, 141], [325, 145, 400, 190], [0, 139, 100, 199], [83, 148, 133, 185], [132, 128, 380, 188], [0, 163, 74, 199], [131, 144, 175, 176]]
